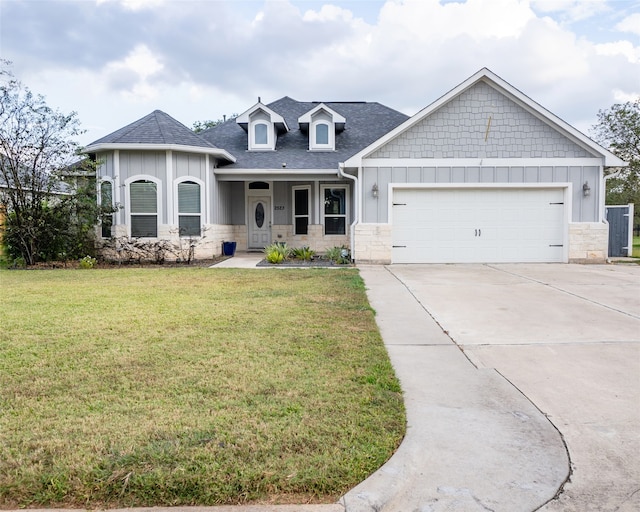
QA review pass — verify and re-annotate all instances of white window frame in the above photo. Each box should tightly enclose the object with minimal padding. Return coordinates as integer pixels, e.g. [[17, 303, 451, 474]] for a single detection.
[[125, 175, 162, 238], [311, 120, 334, 150], [99, 178, 115, 238], [292, 185, 311, 235], [321, 185, 349, 236], [250, 120, 273, 150], [175, 177, 204, 238]]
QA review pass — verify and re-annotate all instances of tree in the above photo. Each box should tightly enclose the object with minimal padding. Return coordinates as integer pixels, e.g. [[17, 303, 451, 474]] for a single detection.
[[592, 98, 640, 228], [0, 61, 104, 265], [192, 114, 237, 133]]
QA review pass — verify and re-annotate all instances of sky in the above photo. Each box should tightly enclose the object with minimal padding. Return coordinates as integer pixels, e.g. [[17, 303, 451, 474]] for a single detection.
[[1, 0, 639, 147]]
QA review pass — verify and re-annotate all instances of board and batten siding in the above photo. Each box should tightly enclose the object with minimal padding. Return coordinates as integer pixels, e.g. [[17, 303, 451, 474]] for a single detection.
[[362, 165, 601, 224]]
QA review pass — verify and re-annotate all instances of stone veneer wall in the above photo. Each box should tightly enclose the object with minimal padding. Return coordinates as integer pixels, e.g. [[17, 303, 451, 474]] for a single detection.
[[272, 224, 349, 253], [354, 224, 392, 264], [568, 222, 608, 263], [97, 223, 243, 261]]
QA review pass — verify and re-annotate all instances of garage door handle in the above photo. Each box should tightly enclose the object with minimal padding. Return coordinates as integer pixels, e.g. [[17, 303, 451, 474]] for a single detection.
[[475, 229, 482, 237], [393, 203, 407, 206], [392, 245, 407, 248], [549, 244, 563, 247]]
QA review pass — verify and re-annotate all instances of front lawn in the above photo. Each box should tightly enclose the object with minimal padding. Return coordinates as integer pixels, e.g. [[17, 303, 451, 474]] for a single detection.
[[633, 236, 640, 258], [0, 268, 404, 508]]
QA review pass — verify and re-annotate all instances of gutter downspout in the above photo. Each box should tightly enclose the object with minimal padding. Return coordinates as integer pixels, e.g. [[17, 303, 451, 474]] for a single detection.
[[338, 163, 358, 261]]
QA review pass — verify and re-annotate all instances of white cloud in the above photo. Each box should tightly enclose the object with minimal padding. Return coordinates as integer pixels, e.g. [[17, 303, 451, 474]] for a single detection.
[[531, 0, 609, 21], [613, 88, 640, 102], [6, 0, 639, 145], [102, 44, 165, 100], [96, 0, 165, 11], [303, 4, 355, 23], [595, 40, 640, 63], [615, 12, 640, 35]]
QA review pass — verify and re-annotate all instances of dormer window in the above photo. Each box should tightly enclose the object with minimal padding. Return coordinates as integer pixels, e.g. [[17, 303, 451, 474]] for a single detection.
[[314, 122, 330, 147], [254, 122, 268, 145], [298, 103, 346, 151], [236, 101, 288, 151]]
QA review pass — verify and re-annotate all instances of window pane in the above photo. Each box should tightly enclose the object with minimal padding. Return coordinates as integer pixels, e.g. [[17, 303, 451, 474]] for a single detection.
[[130, 181, 157, 213], [316, 123, 329, 145], [101, 215, 112, 238], [294, 188, 309, 215], [179, 215, 201, 236], [325, 217, 345, 235], [295, 217, 308, 235], [101, 181, 113, 238], [255, 123, 268, 145], [178, 181, 200, 214], [324, 188, 345, 215], [101, 181, 112, 205], [131, 215, 157, 237]]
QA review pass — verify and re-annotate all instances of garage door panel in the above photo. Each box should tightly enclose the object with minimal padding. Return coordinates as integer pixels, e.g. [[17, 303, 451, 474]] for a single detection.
[[392, 188, 566, 263]]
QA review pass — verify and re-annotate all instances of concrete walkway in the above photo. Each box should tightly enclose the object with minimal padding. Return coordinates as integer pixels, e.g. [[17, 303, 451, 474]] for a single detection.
[[340, 265, 569, 512]]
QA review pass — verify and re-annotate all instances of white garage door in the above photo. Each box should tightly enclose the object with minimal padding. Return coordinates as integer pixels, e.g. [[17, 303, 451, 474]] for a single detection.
[[391, 187, 566, 263]]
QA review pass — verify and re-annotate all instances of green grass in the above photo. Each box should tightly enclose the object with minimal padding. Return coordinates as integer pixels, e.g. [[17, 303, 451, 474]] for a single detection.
[[0, 268, 405, 508], [633, 236, 640, 258]]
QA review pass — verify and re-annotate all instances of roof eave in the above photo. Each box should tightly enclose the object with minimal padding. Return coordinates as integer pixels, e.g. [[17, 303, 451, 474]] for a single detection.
[[83, 143, 237, 163]]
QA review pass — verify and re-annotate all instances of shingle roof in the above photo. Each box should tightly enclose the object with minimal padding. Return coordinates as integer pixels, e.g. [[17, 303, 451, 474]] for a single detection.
[[89, 110, 219, 149], [199, 97, 410, 169]]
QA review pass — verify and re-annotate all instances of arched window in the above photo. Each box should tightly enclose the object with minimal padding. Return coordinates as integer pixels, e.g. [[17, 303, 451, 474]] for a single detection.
[[315, 123, 329, 145], [130, 180, 158, 237], [100, 180, 113, 238], [178, 181, 201, 236]]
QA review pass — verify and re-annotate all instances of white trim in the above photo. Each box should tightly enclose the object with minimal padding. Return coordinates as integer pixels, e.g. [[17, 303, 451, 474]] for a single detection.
[[166, 151, 174, 224], [298, 104, 346, 125], [85, 143, 236, 163], [311, 120, 334, 150], [250, 120, 274, 150], [124, 175, 163, 238], [236, 102, 288, 130], [114, 150, 121, 225], [174, 176, 205, 237], [292, 185, 311, 235], [344, 68, 626, 168], [214, 168, 338, 175], [360, 158, 605, 168], [205, 156, 211, 225], [321, 184, 350, 236]]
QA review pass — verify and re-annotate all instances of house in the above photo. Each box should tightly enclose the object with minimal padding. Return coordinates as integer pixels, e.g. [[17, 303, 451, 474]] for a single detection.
[[86, 68, 626, 264]]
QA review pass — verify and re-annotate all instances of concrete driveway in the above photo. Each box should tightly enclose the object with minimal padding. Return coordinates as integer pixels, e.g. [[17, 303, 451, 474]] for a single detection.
[[383, 263, 640, 512]]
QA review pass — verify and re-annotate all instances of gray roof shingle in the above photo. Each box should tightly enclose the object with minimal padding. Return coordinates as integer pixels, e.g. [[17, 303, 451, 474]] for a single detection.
[[199, 97, 409, 169], [89, 110, 219, 149]]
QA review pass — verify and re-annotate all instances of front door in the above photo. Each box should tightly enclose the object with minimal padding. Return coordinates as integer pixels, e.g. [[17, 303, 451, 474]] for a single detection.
[[248, 196, 271, 249]]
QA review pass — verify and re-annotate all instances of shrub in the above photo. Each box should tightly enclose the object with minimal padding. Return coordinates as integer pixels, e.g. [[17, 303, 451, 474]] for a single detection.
[[264, 242, 289, 264], [79, 255, 97, 269], [291, 246, 315, 261], [326, 245, 351, 265]]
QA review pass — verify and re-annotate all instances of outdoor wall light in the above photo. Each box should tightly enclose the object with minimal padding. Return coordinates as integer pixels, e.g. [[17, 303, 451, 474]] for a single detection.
[[372, 183, 379, 198], [583, 181, 591, 197]]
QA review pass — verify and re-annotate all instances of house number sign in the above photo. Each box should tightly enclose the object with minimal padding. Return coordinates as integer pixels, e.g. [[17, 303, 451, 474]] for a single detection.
[[274, 205, 285, 211]]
